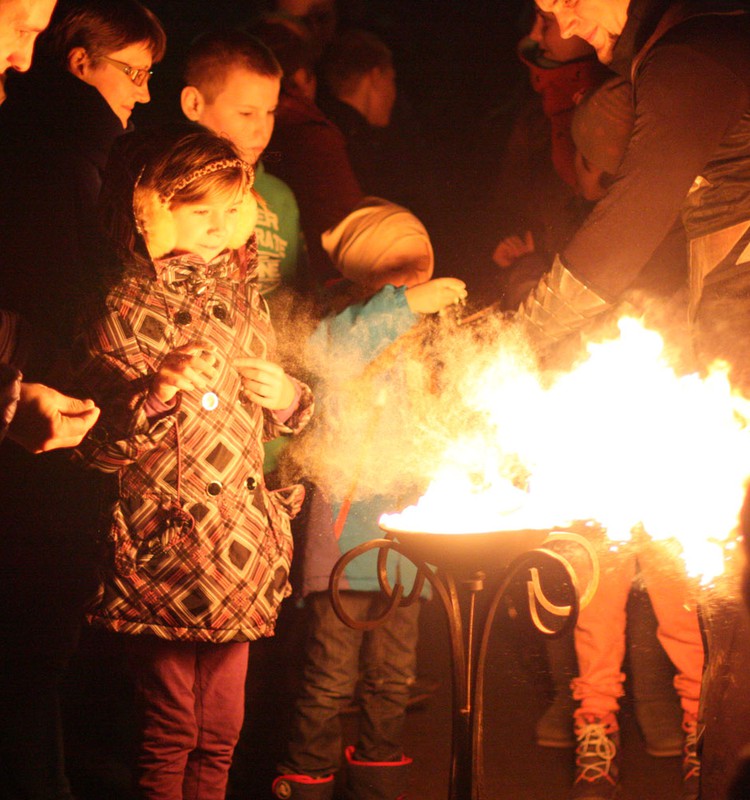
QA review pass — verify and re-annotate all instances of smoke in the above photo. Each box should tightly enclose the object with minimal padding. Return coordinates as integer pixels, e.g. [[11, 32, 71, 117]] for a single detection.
[[271, 288, 750, 583], [273, 295, 539, 509]]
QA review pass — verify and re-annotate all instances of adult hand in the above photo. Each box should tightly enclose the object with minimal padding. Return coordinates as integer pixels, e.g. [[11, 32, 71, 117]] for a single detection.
[[492, 230, 535, 268], [405, 277, 468, 314], [232, 357, 296, 411], [152, 341, 218, 404], [8, 383, 100, 453]]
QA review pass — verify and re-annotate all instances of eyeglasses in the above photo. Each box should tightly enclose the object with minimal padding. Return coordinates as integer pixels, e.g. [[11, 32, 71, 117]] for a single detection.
[[99, 55, 153, 87]]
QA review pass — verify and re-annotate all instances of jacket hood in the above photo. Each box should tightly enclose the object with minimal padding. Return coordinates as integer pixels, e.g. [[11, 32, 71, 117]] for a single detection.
[[518, 37, 612, 118]]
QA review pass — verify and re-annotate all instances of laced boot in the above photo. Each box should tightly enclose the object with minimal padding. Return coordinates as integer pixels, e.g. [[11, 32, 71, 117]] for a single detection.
[[682, 719, 700, 800], [571, 713, 621, 800], [272, 773, 335, 800]]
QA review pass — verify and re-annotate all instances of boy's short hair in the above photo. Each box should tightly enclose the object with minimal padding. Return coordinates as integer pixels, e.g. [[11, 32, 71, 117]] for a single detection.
[[250, 13, 317, 93], [322, 29, 392, 97], [183, 29, 282, 105], [45, 0, 166, 67]]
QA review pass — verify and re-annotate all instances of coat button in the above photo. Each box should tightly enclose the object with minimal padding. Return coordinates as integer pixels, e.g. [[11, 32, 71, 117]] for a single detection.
[[213, 303, 228, 321], [206, 480, 222, 497], [246, 476, 257, 491], [174, 310, 192, 326]]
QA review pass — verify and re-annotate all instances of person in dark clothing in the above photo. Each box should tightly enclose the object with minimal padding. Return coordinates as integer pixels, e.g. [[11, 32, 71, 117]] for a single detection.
[[0, 0, 101, 454], [522, 1, 750, 799], [0, 0, 165, 353], [251, 14, 364, 290], [0, 3, 166, 798], [318, 28, 424, 211], [488, 3, 611, 311]]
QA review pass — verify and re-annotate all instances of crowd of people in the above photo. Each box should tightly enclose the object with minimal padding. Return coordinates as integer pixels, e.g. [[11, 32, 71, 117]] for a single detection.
[[0, 1, 749, 800]]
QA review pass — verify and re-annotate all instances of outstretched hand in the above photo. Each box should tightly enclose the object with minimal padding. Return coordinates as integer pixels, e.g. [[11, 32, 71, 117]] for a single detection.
[[405, 277, 468, 314], [8, 383, 100, 453], [233, 357, 296, 411], [492, 230, 535, 268]]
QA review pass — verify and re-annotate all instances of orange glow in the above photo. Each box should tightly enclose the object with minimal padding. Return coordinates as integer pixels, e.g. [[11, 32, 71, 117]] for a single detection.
[[381, 317, 750, 581]]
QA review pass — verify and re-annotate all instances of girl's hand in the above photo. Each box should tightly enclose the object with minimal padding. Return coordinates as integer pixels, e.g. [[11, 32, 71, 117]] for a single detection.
[[405, 277, 467, 314], [232, 357, 296, 411], [492, 230, 535, 268], [152, 341, 218, 404]]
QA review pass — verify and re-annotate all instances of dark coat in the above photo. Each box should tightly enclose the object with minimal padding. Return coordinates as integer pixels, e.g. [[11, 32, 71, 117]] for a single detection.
[[0, 61, 127, 373], [266, 87, 363, 289], [561, 0, 750, 300], [0, 61, 127, 630]]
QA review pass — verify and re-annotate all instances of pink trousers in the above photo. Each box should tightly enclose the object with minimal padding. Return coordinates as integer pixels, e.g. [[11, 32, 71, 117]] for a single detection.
[[127, 636, 249, 800], [572, 542, 703, 724]]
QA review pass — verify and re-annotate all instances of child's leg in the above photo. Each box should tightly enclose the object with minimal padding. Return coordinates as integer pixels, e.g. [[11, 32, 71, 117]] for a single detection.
[[572, 550, 636, 720], [639, 545, 703, 723], [280, 591, 367, 777], [626, 575, 683, 756], [183, 641, 249, 800], [355, 598, 421, 762], [128, 635, 200, 799]]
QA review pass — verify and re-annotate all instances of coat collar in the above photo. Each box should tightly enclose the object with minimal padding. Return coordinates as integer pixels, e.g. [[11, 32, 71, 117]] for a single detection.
[[2, 60, 128, 172]]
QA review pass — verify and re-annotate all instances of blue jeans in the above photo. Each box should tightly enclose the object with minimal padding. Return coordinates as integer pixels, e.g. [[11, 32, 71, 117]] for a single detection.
[[280, 591, 420, 776]]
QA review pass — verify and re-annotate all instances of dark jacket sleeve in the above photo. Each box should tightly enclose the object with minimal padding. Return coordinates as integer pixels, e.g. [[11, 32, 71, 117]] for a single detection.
[[562, 40, 749, 299]]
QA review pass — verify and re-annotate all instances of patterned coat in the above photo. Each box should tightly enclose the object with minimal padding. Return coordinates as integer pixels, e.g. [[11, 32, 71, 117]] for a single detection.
[[73, 238, 313, 643]]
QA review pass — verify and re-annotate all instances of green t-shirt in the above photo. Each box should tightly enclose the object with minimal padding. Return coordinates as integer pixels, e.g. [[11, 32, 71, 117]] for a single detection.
[[254, 160, 307, 473], [254, 159, 305, 297]]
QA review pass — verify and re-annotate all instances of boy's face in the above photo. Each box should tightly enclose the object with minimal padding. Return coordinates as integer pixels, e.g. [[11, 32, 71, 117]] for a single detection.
[[187, 68, 281, 167], [367, 64, 396, 128], [0, 0, 56, 73], [530, 5, 593, 64], [574, 150, 606, 202]]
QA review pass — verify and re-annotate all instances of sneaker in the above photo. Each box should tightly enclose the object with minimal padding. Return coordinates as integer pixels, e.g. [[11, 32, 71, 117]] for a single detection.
[[571, 714, 621, 800], [682, 721, 700, 800]]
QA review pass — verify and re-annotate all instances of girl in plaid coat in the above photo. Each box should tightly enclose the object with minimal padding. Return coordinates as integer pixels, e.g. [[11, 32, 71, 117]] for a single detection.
[[72, 126, 313, 798]]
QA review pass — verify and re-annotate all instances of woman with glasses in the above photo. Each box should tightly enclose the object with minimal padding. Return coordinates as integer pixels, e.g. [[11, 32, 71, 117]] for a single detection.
[[0, 2, 165, 799]]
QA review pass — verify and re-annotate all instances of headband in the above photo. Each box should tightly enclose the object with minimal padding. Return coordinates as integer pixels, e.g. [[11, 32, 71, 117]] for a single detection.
[[162, 158, 255, 202]]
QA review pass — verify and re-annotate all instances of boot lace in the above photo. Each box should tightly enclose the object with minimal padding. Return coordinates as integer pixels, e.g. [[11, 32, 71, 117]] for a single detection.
[[575, 720, 618, 786]]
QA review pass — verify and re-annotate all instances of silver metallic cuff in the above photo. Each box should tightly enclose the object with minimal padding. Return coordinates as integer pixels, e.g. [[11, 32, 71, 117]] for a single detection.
[[518, 255, 611, 346]]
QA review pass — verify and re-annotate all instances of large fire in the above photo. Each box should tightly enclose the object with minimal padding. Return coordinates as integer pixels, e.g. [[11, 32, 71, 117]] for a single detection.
[[381, 316, 750, 581]]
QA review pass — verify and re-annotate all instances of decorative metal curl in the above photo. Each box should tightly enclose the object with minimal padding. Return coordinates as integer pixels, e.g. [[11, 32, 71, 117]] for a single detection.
[[328, 537, 426, 631], [329, 531, 598, 800]]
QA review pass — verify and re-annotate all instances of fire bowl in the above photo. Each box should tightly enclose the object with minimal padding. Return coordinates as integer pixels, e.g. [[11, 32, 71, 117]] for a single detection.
[[379, 524, 553, 577]]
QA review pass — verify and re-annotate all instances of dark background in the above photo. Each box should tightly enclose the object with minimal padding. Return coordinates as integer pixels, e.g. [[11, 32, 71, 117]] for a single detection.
[[136, 0, 532, 298]]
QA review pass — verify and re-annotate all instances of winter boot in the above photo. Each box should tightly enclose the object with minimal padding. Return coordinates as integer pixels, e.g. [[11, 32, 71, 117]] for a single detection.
[[536, 632, 577, 748], [571, 713, 621, 800], [272, 773, 335, 800], [343, 745, 412, 800], [627, 586, 683, 757], [682, 719, 700, 800]]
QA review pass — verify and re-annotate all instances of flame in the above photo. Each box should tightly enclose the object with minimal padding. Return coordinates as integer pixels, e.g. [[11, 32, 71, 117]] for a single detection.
[[381, 317, 750, 581]]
